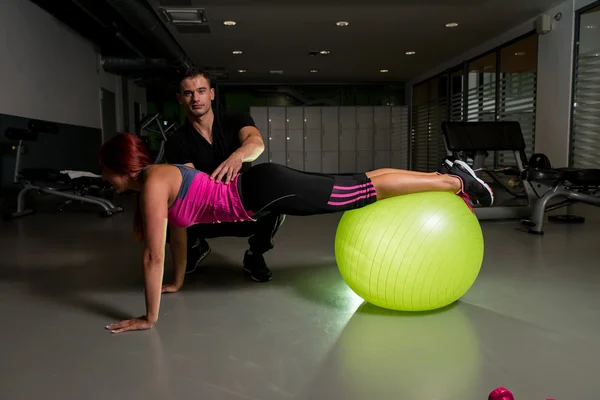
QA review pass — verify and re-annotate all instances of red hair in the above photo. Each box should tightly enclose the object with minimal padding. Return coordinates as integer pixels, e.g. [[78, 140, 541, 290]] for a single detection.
[[98, 133, 153, 241]]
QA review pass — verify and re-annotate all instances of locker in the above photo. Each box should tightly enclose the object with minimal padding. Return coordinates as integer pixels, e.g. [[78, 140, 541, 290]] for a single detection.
[[357, 151, 374, 172], [322, 151, 339, 174], [304, 107, 321, 130], [374, 150, 391, 169], [340, 151, 356, 173], [340, 107, 357, 152], [304, 151, 322, 173], [321, 107, 339, 152], [374, 106, 391, 151]]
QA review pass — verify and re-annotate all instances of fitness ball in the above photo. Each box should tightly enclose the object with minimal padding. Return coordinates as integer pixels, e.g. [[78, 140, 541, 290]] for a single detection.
[[334, 191, 484, 311]]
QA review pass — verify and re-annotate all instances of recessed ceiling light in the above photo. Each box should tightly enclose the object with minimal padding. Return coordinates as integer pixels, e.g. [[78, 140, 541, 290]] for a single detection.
[[238, 69, 246, 73], [320, 50, 330, 55], [336, 21, 349, 27], [223, 20, 237, 26], [380, 69, 389, 73], [310, 69, 318, 73], [586, 24, 597, 29], [406, 51, 416, 55], [232, 50, 243, 55], [446, 22, 459, 28]]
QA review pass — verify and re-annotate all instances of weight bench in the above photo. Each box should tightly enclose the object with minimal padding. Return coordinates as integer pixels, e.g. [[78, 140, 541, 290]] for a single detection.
[[441, 121, 600, 234], [4, 122, 123, 219]]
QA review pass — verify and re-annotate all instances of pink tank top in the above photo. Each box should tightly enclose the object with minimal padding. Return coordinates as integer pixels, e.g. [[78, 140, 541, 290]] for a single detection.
[[167, 164, 256, 228]]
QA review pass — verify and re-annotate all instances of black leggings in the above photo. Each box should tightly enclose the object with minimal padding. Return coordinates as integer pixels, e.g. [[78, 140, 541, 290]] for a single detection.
[[238, 163, 378, 217]]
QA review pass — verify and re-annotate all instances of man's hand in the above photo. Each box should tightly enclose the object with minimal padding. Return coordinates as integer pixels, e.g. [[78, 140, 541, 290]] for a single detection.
[[106, 316, 156, 334], [210, 152, 244, 184]]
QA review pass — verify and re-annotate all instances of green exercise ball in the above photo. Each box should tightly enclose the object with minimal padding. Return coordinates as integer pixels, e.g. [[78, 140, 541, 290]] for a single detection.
[[334, 191, 484, 311]]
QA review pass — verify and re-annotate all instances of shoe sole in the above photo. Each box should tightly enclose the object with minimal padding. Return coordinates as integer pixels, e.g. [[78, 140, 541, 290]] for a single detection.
[[243, 267, 272, 282], [453, 160, 494, 206], [185, 247, 211, 275]]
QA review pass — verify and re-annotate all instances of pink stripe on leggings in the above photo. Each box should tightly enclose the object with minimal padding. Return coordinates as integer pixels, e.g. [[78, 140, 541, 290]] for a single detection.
[[333, 182, 372, 191], [330, 187, 376, 198], [327, 192, 377, 206]]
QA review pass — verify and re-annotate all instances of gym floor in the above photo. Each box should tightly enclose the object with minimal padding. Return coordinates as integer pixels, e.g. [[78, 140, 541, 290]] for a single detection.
[[1, 198, 599, 400]]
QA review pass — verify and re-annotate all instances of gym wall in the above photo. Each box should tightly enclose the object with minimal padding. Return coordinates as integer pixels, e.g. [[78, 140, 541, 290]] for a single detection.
[[406, 0, 599, 169], [0, 0, 147, 189]]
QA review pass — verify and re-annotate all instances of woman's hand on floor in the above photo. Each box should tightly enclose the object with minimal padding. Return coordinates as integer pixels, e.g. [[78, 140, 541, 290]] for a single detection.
[[106, 316, 155, 334], [161, 283, 181, 293]]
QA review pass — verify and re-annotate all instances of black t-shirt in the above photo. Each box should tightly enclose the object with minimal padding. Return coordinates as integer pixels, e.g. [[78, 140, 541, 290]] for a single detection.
[[165, 112, 256, 174]]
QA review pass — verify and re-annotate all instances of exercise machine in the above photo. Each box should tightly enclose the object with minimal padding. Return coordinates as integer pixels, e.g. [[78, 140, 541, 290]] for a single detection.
[[4, 121, 123, 219], [441, 121, 600, 234], [137, 113, 178, 164]]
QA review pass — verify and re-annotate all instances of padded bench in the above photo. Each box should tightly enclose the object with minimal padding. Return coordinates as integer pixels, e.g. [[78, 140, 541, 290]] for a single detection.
[[441, 121, 600, 234], [4, 125, 123, 219]]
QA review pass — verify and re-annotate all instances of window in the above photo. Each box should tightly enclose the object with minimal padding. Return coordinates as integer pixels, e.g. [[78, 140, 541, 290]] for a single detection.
[[571, 3, 600, 168], [410, 76, 449, 171], [410, 32, 538, 169]]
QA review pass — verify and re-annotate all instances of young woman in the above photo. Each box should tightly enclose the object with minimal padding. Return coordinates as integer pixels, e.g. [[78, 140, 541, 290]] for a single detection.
[[99, 133, 493, 334]]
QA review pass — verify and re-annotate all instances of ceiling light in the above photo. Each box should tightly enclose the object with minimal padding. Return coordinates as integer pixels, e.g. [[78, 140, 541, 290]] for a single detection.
[[238, 69, 246, 73], [445, 22, 459, 28], [223, 20, 237, 26], [270, 70, 283, 74], [406, 51, 416, 55], [320, 50, 330, 55], [336, 21, 349, 27], [515, 52, 526, 56], [310, 69, 318, 73], [232, 50, 242, 54], [380, 69, 389, 73]]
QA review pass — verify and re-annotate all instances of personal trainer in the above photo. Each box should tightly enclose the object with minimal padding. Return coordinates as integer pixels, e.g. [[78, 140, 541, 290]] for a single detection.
[[165, 67, 285, 282]]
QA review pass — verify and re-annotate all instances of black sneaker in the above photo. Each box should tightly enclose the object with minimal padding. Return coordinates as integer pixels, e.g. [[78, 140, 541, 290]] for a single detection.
[[243, 251, 272, 282], [437, 158, 455, 174], [186, 240, 211, 275], [448, 160, 494, 207]]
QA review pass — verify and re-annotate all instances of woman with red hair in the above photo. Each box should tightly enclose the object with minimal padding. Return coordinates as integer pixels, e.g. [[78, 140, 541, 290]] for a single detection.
[[99, 133, 492, 334]]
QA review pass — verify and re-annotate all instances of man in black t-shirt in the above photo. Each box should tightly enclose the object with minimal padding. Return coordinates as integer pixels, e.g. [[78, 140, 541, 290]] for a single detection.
[[165, 67, 285, 282]]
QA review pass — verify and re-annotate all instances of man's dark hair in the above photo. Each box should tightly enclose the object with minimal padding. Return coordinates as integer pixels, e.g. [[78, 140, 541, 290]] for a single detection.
[[180, 67, 212, 89]]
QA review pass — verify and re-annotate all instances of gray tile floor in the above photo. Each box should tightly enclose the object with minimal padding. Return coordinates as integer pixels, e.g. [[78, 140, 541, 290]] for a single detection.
[[1, 198, 600, 400]]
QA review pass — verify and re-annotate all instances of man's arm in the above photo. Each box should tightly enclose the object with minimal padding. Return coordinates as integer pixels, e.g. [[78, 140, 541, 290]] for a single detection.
[[210, 115, 265, 184], [232, 126, 265, 163]]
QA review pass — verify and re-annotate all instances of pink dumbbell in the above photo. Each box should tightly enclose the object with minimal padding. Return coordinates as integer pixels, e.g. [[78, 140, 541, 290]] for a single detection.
[[489, 387, 514, 400]]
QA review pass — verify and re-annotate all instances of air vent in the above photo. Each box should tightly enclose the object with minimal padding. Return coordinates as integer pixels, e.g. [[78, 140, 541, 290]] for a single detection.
[[160, 7, 211, 33]]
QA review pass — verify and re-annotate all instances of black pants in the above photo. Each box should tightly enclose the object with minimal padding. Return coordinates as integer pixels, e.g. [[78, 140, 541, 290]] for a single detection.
[[238, 163, 378, 216], [188, 211, 285, 255], [166, 211, 286, 257]]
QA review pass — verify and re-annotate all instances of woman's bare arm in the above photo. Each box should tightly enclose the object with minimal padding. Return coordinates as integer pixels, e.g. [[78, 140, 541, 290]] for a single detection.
[[140, 178, 170, 324], [166, 225, 188, 292], [105, 177, 170, 334]]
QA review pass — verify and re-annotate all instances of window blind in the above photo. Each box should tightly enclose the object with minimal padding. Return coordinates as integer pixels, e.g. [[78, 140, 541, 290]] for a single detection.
[[410, 82, 449, 172], [571, 50, 600, 168], [497, 71, 537, 166]]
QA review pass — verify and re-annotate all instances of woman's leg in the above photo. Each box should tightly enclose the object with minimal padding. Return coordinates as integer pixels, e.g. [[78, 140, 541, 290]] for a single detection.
[[369, 160, 494, 206], [370, 172, 461, 199], [365, 168, 438, 179]]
